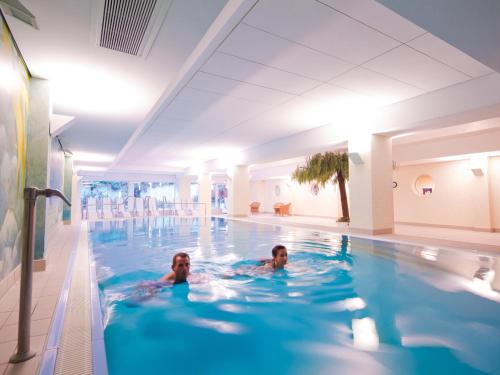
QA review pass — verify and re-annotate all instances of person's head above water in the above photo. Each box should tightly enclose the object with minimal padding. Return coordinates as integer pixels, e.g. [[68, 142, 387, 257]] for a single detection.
[[171, 252, 190, 283], [271, 245, 288, 269]]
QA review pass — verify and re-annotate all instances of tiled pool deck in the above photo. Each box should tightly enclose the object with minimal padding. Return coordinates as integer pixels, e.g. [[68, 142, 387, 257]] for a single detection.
[[0, 224, 78, 375]]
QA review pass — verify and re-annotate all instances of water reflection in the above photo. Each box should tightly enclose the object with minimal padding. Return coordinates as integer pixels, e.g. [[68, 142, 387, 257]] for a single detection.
[[352, 317, 379, 351], [90, 218, 500, 375]]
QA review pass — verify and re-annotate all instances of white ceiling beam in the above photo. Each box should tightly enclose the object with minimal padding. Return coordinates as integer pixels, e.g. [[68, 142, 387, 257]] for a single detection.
[[111, 0, 258, 168], [375, 0, 500, 73], [393, 128, 500, 164], [236, 73, 500, 165]]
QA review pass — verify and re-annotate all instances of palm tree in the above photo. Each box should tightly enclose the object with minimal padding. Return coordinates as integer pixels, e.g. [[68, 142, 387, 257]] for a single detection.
[[292, 151, 349, 222]]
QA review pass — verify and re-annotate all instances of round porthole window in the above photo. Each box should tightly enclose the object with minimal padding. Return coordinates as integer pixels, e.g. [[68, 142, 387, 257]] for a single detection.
[[275, 185, 281, 197], [414, 175, 435, 196]]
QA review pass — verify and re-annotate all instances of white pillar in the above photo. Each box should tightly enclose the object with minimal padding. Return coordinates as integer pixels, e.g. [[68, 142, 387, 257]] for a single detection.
[[348, 134, 394, 234], [198, 173, 211, 217], [227, 165, 250, 217], [178, 176, 191, 204], [70, 174, 82, 223]]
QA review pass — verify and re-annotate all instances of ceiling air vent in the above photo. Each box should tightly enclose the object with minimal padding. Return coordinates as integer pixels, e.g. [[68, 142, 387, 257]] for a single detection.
[[92, 0, 171, 57]]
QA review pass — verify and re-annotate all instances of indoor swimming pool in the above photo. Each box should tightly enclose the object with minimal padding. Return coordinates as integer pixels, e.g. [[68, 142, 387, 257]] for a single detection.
[[89, 217, 500, 375]]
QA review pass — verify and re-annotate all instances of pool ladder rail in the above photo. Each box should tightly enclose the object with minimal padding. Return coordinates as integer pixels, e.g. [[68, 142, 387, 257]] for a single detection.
[[9, 188, 71, 363]]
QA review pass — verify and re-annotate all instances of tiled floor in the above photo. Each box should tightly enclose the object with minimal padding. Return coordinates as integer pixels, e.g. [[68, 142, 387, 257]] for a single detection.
[[0, 224, 78, 375], [239, 214, 500, 253]]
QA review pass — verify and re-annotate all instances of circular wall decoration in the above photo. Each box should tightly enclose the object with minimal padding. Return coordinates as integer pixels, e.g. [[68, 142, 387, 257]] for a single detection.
[[311, 182, 320, 196], [274, 185, 281, 197], [414, 175, 435, 196]]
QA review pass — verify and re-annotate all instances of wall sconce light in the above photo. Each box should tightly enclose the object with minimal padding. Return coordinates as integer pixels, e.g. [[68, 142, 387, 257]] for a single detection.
[[348, 152, 364, 165], [469, 156, 487, 176]]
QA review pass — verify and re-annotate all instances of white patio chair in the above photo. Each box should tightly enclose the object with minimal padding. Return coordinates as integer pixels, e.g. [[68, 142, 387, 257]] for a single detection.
[[180, 201, 193, 216], [147, 197, 158, 216], [135, 197, 144, 217], [102, 197, 114, 219], [116, 197, 130, 218]]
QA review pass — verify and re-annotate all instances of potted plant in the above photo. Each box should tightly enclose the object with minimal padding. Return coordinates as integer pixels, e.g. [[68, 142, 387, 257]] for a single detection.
[[292, 151, 349, 222]]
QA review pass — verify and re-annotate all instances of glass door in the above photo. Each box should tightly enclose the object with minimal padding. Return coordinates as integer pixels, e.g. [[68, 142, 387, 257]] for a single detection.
[[211, 183, 227, 214]]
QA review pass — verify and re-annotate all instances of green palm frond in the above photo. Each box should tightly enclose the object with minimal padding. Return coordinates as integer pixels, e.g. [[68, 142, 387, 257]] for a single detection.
[[292, 151, 349, 188]]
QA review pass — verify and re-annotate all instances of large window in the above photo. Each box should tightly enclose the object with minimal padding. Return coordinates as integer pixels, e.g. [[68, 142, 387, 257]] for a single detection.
[[190, 183, 199, 203], [82, 181, 178, 202], [81, 181, 127, 202], [132, 182, 176, 201], [212, 183, 227, 213]]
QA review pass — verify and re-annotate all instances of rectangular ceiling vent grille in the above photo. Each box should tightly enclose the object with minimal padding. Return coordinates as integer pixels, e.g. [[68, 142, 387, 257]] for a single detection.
[[94, 0, 172, 57], [100, 0, 156, 55]]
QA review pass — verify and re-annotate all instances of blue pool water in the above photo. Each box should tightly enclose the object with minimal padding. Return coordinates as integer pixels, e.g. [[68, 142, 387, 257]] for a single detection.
[[89, 217, 500, 375]]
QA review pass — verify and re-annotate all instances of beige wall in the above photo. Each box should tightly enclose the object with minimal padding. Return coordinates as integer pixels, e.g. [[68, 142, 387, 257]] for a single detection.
[[394, 157, 499, 230], [250, 156, 500, 229], [251, 179, 342, 218]]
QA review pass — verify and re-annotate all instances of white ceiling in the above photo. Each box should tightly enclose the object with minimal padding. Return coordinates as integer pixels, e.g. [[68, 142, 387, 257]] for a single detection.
[[5, 0, 500, 174], [6, 0, 229, 154]]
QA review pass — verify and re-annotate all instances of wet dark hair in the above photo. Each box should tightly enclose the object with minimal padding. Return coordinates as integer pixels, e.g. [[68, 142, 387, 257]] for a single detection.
[[172, 252, 190, 267], [272, 245, 287, 258]]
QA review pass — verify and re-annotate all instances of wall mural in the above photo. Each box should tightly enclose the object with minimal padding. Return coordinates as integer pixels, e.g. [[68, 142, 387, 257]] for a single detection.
[[46, 137, 64, 230], [0, 18, 30, 281]]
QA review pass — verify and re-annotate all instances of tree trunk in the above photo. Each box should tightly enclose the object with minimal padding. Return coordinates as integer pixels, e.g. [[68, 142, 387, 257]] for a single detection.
[[337, 171, 349, 220]]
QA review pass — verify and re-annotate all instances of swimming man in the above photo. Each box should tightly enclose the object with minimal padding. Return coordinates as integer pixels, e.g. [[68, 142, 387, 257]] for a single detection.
[[159, 252, 191, 284], [261, 245, 288, 270]]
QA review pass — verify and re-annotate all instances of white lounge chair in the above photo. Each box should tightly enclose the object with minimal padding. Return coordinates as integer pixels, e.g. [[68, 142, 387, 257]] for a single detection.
[[116, 197, 130, 218], [125, 198, 133, 218], [134, 197, 144, 217], [147, 197, 158, 216], [180, 201, 193, 216], [164, 202, 177, 216], [102, 197, 114, 219], [87, 197, 99, 220]]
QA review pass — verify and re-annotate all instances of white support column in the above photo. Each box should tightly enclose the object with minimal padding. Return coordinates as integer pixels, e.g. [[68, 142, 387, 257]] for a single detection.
[[227, 165, 250, 217], [178, 176, 191, 205], [348, 134, 394, 234], [198, 173, 212, 217]]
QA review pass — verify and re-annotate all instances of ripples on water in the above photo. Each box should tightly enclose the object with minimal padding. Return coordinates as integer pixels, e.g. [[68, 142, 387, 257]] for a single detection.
[[89, 218, 500, 375]]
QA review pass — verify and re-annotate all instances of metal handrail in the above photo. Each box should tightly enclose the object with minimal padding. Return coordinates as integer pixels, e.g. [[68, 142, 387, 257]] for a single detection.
[[10, 188, 71, 363], [82, 198, 208, 219]]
